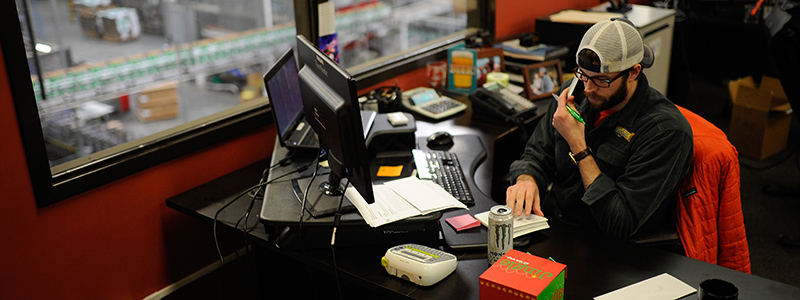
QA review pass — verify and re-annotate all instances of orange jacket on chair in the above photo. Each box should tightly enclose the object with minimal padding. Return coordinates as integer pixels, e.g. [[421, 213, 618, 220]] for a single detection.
[[675, 106, 751, 273]]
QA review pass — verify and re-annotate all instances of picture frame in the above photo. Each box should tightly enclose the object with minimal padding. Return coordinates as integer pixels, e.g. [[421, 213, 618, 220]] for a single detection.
[[522, 60, 563, 100], [476, 47, 505, 86]]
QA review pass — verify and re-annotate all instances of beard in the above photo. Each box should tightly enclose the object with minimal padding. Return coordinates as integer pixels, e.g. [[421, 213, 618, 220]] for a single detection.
[[586, 81, 628, 112]]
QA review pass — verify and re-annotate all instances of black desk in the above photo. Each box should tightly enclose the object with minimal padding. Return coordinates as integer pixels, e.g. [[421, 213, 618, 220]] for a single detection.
[[167, 112, 800, 299]]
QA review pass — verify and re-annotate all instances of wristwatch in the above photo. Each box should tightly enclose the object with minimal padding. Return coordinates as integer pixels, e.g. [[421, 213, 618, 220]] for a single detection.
[[569, 147, 592, 165]]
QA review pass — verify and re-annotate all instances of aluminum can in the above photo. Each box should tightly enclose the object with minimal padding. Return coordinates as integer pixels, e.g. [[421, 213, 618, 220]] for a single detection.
[[487, 205, 514, 265]]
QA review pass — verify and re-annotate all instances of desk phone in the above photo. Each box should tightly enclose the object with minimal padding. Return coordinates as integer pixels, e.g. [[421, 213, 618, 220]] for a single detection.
[[381, 243, 457, 286], [401, 87, 466, 120], [469, 82, 537, 122], [480, 81, 536, 114]]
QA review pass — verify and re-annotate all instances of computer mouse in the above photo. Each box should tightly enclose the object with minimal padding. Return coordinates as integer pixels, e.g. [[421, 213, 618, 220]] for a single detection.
[[427, 131, 454, 147]]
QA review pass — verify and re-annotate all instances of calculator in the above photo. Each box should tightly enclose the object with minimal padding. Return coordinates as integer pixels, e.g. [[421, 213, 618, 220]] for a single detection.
[[401, 87, 467, 120]]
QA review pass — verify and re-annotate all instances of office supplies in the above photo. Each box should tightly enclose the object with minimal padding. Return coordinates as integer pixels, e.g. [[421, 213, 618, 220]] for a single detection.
[[553, 93, 585, 124], [387, 111, 408, 126], [485, 72, 510, 87], [445, 214, 480, 231], [381, 244, 457, 286], [474, 210, 549, 238], [401, 87, 467, 120], [426, 131, 453, 147], [264, 48, 319, 150], [412, 149, 475, 206], [346, 176, 466, 228], [497, 39, 569, 62]]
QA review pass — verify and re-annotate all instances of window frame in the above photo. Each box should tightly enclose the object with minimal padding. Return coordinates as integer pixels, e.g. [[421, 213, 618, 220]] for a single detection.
[[5, 0, 494, 207]]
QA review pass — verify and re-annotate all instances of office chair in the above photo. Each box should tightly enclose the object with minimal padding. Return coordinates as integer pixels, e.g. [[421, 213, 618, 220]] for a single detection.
[[766, 5, 800, 248]]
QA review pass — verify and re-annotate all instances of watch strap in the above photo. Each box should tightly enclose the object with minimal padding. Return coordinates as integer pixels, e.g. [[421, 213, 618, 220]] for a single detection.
[[569, 147, 593, 165]]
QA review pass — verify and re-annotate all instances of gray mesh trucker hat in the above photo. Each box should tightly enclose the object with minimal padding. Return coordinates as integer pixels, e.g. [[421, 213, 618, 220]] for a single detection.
[[576, 18, 654, 73]]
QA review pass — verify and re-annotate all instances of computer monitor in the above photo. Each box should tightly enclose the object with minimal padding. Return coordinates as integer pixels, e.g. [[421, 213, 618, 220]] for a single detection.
[[295, 35, 376, 207], [263, 48, 318, 150]]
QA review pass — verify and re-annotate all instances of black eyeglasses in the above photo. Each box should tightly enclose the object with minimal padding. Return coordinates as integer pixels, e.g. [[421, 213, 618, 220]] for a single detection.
[[573, 67, 627, 88]]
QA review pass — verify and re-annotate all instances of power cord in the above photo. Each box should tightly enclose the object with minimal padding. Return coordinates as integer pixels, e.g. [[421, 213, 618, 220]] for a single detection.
[[298, 146, 323, 299], [296, 146, 349, 299], [330, 179, 350, 300], [212, 157, 310, 300]]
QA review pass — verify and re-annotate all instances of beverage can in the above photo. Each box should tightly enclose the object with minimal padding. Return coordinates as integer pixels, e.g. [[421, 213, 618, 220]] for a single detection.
[[487, 205, 514, 265]]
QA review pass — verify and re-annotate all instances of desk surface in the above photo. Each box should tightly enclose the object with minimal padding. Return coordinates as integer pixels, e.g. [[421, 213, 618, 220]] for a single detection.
[[167, 108, 800, 299], [166, 156, 800, 299]]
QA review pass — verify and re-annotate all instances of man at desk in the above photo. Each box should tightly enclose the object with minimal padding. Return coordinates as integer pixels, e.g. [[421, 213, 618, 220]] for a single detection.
[[506, 18, 693, 239]]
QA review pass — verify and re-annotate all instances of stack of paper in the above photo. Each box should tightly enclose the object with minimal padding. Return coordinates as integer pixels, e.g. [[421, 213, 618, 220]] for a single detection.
[[346, 176, 468, 227], [548, 10, 623, 24], [445, 214, 481, 231], [474, 211, 549, 238], [497, 40, 569, 62]]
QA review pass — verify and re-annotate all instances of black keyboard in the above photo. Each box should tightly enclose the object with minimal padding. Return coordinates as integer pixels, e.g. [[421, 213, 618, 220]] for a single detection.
[[412, 149, 475, 206]]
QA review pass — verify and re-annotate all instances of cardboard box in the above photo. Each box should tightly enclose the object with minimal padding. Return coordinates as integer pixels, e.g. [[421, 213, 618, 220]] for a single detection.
[[134, 81, 179, 122], [134, 103, 179, 122], [98, 7, 141, 42], [728, 76, 793, 160], [136, 81, 179, 108], [75, 1, 114, 38], [479, 249, 566, 300]]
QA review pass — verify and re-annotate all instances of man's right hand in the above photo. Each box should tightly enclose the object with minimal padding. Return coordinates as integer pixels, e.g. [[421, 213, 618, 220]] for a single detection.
[[506, 174, 544, 217]]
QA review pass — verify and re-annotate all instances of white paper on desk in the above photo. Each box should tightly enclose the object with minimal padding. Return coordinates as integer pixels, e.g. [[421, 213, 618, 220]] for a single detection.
[[346, 185, 420, 228], [549, 10, 623, 24], [383, 177, 467, 214], [594, 273, 696, 300]]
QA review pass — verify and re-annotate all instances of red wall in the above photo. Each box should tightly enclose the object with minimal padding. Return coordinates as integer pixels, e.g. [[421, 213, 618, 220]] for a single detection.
[[0, 46, 275, 298], [495, 0, 602, 40], [0, 1, 603, 298]]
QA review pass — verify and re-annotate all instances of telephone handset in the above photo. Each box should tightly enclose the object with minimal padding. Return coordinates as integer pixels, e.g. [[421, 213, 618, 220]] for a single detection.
[[566, 77, 585, 103], [469, 82, 537, 121]]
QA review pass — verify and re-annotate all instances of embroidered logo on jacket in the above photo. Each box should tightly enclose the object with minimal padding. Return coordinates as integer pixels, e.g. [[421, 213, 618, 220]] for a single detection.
[[614, 126, 635, 142]]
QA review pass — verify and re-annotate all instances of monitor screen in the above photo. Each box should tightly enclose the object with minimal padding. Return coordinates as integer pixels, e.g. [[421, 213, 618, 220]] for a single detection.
[[296, 35, 375, 205], [263, 48, 304, 147]]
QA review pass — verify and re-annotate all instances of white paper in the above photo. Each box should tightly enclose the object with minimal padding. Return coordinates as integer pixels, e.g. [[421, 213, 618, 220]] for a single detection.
[[345, 185, 419, 227], [346, 176, 467, 227], [474, 211, 550, 238], [384, 177, 467, 214], [594, 273, 696, 300], [549, 10, 624, 24], [318, 1, 336, 36]]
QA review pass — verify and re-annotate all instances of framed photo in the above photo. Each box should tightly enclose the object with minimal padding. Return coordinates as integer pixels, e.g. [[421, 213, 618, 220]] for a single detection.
[[522, 60, 563, 100], [476, 47, 505, 86]]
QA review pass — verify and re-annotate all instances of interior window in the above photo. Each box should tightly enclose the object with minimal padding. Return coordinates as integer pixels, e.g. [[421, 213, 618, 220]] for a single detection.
[[21, 0, 466, 167], [11, 0, 478, 206]]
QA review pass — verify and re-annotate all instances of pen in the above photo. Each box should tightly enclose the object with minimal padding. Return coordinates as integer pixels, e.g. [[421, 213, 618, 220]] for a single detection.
[[552, 93, 585, 124]]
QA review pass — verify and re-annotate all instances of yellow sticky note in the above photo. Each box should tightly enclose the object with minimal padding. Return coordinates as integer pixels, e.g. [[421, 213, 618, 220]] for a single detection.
[[377, 165, 404, 177]]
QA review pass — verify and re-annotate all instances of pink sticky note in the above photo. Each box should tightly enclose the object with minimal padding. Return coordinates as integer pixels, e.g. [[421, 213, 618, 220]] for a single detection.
[[446, 214, 481, 231]]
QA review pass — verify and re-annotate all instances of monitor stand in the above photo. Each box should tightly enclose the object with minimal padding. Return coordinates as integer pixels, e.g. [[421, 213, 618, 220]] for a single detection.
[[291, 176, 357, 218]]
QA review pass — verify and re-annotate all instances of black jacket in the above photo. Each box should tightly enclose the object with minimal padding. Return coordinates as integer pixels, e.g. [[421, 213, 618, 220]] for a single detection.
[[509, 74, 693, 239]]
